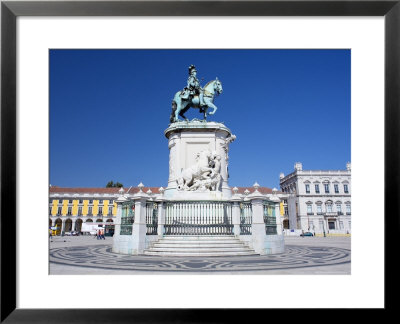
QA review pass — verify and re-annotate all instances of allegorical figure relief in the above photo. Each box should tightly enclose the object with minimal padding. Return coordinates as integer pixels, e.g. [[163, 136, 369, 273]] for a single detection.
[[176, 150, 222, 192]]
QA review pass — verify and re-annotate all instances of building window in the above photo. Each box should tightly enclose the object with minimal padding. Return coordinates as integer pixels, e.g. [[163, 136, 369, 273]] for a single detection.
[[326, 204, 333, 213], [98, 207, 103, 216], [324, 184, 330, 193], [99, 200, 103, 204], [108, 207, 113, 216], [57, 207, 62, 215], [317, 205, 322, 215], [315, 184, 320, 193], [305, 184, 310, 193], [49, 207, 52, 215], [79, 199, 83, 204], [346, 204, 351, 214], [88, 207, 93, 216], [89, 200, 93, 204], [67, 207, 72, 215], [69, 199, 73, 204], [78, 207, 82, 216], [109, 200, 113, 204], [319, 220, 324, 230], [344, 184, 349, 193], [334, 184, 339, 193], [339, 221, 344, 229], [307, 204, 312, 214], [328, 221, 336, 230], [336, 204, 342, 215], [284, 206, 288, 216], [59, 200, 63, 205]]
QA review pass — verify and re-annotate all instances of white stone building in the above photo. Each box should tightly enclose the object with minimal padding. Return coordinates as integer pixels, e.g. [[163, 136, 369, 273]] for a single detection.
[[279, 162, 351, 235]]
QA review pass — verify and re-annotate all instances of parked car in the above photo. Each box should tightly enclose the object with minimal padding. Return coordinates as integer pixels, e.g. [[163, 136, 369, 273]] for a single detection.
[[64, 231, 79, 236], [300, 232, 314, 237]]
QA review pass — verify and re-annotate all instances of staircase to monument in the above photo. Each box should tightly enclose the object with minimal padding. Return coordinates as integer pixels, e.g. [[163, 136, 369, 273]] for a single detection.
[[143, 235, 258, 256]]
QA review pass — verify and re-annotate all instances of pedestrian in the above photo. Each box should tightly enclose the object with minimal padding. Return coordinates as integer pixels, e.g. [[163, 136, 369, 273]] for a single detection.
[[101, 230, 105, 240]]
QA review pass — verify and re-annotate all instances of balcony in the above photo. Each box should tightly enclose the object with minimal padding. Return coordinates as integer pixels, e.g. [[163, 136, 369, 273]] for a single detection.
[[325, 212, 338, 217], [307, 212, 314, 215]]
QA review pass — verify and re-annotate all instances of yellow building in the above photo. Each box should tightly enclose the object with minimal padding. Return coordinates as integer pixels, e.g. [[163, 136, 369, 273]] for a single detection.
[[49, 186, 122, 236]]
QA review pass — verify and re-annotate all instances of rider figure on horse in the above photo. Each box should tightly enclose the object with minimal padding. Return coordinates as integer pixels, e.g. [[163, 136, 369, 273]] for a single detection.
[[181, 65, 205, 107]]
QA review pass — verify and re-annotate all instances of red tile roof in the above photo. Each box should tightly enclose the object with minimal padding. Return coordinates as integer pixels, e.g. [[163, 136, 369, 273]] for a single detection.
[[49, 186, 282, 195]]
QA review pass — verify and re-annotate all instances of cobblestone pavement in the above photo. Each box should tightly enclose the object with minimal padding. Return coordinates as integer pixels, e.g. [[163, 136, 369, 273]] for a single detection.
[[49, 236, 350, 275]]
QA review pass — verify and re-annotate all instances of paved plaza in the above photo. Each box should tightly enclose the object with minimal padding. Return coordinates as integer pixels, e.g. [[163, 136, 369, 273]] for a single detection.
[[49, 236, 351, 275]]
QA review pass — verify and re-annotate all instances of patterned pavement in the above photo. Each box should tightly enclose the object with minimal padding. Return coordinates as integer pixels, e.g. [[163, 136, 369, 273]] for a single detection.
[[49, 239, 351, 273]]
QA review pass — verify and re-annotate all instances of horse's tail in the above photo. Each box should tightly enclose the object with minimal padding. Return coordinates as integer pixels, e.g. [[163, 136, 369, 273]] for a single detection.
[[170, 100, 177, 123]]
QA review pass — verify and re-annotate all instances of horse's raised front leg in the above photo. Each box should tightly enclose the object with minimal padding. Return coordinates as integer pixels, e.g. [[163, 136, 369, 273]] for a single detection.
[[206, 101, 217, 115]]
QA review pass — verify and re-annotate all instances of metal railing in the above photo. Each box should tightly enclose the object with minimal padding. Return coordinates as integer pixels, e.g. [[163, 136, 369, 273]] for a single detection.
[[164, 201, 233, 235], [240, 203, 252, 235], [146, 202, 158, 235], [263, 201, 277, 235], [120, 202, 135, 235], [264, 216, 277, 235]]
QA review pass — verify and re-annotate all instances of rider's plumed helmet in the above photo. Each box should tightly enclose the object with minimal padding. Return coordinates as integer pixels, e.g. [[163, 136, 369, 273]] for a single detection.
[[188, 64, 197, 74]]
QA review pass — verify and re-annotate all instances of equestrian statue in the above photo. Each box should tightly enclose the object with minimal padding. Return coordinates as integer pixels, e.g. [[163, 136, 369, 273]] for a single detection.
[[170, 65, 223, 123]]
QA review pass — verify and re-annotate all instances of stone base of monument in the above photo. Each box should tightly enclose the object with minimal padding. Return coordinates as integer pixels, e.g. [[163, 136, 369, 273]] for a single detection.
[[112, 120, 285, 256], [164, 120, 234, 199]]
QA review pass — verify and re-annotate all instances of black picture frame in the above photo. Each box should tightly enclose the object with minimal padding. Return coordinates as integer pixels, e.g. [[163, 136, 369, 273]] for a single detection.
[[1, 0, 396, 322]]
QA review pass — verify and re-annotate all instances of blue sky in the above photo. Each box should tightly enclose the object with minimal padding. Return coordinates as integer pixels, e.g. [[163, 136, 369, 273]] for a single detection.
[[50, 49, 350, 189]]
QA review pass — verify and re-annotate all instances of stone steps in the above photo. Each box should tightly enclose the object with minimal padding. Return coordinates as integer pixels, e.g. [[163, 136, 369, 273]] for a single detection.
[[152, 243, 245, 248], [143, 235, 258, 256]]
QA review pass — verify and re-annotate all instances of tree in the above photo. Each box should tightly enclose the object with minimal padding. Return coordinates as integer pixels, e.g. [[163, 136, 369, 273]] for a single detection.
[[106, 181, 123, 188]]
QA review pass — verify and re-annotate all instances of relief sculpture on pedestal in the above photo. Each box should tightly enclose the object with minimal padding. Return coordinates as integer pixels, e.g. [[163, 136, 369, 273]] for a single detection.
[[176, 150, 222, 192]]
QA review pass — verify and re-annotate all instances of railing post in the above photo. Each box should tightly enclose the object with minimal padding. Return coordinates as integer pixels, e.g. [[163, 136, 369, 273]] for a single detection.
[[231, 195, 242, 237], [157, 199, 166, 237], [112, 188, 128, 253], [249, 193, 266, 254], [131, 191, 148, 254], [273, 199, 283, 235]]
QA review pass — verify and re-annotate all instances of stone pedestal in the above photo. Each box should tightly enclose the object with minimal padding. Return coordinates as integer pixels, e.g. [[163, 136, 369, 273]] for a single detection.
[[164, 120, 235, 199]]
